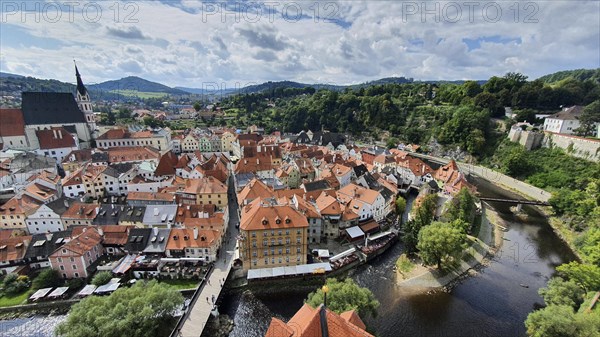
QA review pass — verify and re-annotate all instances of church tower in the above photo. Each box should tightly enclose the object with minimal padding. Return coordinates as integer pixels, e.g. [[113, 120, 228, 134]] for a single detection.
[[74, 62, 97, 131]]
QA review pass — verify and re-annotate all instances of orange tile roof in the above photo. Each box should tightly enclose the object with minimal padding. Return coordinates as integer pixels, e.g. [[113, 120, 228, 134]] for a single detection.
[[315, 194, 342, 216], [155, 151, 179, 176], [337, 184, 379, 205], [182, 213, 224, 230], [165, 228, 220, 250], [265, 304, 373, 337], [104, 146, 160, 163], [238, 178, 274, 205], [52, 227, 102, 256], [0, 235, 31, 263], [183, 177, 228, 195], [97, 128, 128, 140], [0, 195, 42, 216], [240, 198, 309, 231], [62, 202, 98, 220], [293, 196, 321, 218], [100, 225, 131, 245], [434, 160, 460, 182], [127, 191, 174, 202]]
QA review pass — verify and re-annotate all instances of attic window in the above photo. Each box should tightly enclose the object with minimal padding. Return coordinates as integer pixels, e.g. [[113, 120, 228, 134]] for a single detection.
[[183, 235, 189, 240], [262, 217, 268, 225], [0, 245, 6, 250], [15, 243, 23, 248], [285, 216, 291, 224], [275, 217, 281, 224], [201, 236, 206, 241]]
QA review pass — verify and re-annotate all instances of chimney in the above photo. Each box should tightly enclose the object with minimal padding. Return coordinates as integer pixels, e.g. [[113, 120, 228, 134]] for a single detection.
[[53, 129, 57, 138], [95, 206, 99, 215], [58, 130, 63, 139], [153, 226, 158, 235], [98, 227, 104, 236], [193, 227, 198, 240], [64, 199, 69, 208]]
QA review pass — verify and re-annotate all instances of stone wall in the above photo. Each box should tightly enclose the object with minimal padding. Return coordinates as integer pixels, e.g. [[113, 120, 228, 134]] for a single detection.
[[508, 128, 544, 150], [542, 132, 600, 162]]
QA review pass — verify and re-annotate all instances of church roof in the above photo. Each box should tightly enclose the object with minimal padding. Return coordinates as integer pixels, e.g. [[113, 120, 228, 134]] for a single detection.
[[75, 64, 88, 97], [21, 92, 86, 125]]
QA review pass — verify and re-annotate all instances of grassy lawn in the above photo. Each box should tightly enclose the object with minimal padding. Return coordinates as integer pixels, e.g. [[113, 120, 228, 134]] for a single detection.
[[160, 279, 200, 290], [0, 290, 31, 307]]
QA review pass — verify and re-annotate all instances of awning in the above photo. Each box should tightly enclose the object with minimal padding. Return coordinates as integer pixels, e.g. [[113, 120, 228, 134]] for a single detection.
[[95, 282, 120, 294], [113, 254, 138, 274], [345, 226, 364, 239], [367, 231, 393, 242], [330, 248, 356, 262], [29, 287, 53, 301], [77, 284, 97, 297], [48, 287, 69, 298], [247, 262, 332, 280], [360, 220, 380, 234]]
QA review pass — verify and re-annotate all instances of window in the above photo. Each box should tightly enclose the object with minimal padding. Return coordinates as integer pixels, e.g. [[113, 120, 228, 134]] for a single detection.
[[59, 265, 64, 270], [297, 247, 301, 253], [286, 248, 290, 254], [70, 257, 74, 262], [72, 265, 77, 270], [74, 272, 79, 278]]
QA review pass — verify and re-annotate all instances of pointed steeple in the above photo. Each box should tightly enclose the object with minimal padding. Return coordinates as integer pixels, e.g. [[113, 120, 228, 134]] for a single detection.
[[74, 60, 88, 96]]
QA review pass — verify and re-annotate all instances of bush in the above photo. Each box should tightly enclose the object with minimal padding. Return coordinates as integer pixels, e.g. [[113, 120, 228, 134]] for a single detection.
[[395, 254, 414, 276], [91, 272, 113, 287], [1, 273, 29, 296], [66, 278, 85, 290], [32, 269, 62, 290]]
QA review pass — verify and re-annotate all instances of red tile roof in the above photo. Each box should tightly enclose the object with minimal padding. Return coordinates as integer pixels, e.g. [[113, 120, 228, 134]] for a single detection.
[[0, 109, 25, 137], [240, 198, 309, 231], [35, 127, 76, 149]]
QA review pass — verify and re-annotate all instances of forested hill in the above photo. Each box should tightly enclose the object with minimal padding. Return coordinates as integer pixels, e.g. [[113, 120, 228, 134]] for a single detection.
[[219, 71, 600, 157], [537, 68, 600, 84]]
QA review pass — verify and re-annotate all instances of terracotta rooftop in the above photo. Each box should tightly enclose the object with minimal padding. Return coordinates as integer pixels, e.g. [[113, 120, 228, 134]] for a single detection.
[[0, 195, 42, 216], [0, 235, 32, 263], [62, 202, 98, 219], [127, 191, 174, 202], [240, 198, 309, 231], [165, 228, 220, 250], [183, 177, 228, 195], [265, 303, 373, 337], [35, 127, 76, 149], [52, 227, 102, 256], [0, 108, 25, 137], [238, 178, 275, 205]]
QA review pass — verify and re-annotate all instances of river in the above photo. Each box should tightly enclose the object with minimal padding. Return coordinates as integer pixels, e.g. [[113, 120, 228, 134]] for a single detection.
[[220, 178, 577, 337], [0, 178, 576, 337]]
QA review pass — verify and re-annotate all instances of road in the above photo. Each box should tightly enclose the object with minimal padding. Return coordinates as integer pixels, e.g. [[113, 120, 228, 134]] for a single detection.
[[177, 174, 240, 337], [410, 153, 552, 202]]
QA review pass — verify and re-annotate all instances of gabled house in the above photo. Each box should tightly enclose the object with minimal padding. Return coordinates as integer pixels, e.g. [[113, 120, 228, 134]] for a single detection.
[[0, 235, 32, 274], [165, 227, 222, 262], [49, 227, 103, 279], [61, 202, 98, 227], [25, 197, 73, 234], [24, 230, 72, 269]]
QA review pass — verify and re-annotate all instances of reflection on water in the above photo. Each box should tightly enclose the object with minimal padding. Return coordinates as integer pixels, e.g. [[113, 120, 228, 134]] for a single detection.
[[222, 178, 576, 337]]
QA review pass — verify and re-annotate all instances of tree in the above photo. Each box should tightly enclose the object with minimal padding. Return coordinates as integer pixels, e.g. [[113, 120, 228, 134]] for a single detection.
[[92, 271, 112, 287], [525, 305, 578, 337], [539, 277, 585, 309], [556, 262, 600, 292], [395, 196, 407, 217], [417, 222, 466, 269], [193, 101, 202, 112], [576, 100, 600, 136], [386, 137, 399, 149], [514, 109, 538, 124], [32, 269, 62, 290], [445, 187, 476, 226], [306, 278, 379, 318], [56, 280, 184, 337]]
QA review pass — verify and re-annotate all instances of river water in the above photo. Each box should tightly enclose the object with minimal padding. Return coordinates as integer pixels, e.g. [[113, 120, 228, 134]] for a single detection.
[[220, 178, 577, 337], [0, 178, 576, 337]]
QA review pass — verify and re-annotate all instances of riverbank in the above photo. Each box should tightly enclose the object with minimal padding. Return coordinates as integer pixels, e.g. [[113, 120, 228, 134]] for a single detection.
[[397, 204, 504, 290]]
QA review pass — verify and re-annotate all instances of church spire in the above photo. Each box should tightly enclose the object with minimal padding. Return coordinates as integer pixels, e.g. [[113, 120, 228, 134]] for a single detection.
[[74, 60, 87, 97]]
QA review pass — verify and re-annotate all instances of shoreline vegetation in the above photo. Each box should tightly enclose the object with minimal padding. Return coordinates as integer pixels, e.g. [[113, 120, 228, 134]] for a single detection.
[[396, 204, 504, 291]]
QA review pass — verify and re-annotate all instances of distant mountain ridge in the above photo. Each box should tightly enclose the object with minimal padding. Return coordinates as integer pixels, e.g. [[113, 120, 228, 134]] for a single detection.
[[0, 72, 24, 79], [89, 76, 188, 95], [537, 68, 600, 84]]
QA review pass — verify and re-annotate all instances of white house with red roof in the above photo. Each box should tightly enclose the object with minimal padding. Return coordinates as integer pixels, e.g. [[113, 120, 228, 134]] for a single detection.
[[33, 127, 80, 162]]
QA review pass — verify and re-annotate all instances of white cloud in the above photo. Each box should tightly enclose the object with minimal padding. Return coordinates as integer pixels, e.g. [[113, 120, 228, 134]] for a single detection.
[[0, 0, 598, 87]]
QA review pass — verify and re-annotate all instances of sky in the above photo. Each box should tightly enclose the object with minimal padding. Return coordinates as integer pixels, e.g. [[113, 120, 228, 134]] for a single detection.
[[1, 0, 599, 89]]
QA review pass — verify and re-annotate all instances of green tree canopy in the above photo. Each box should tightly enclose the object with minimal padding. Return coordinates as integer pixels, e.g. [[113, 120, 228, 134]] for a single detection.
[[525, 305, 579, 337], [556, 262, 600, 292], [32, 269, 62, 290], [306, 278, 379, 318], [56, 280, 184, 337], [576, 100, 600, 136], [395, 196, 407, 216], [445, 187, 476, 226], [538, 277, 585, 309], [417, 222, 467, 269], [91, 271, 113, 287]]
